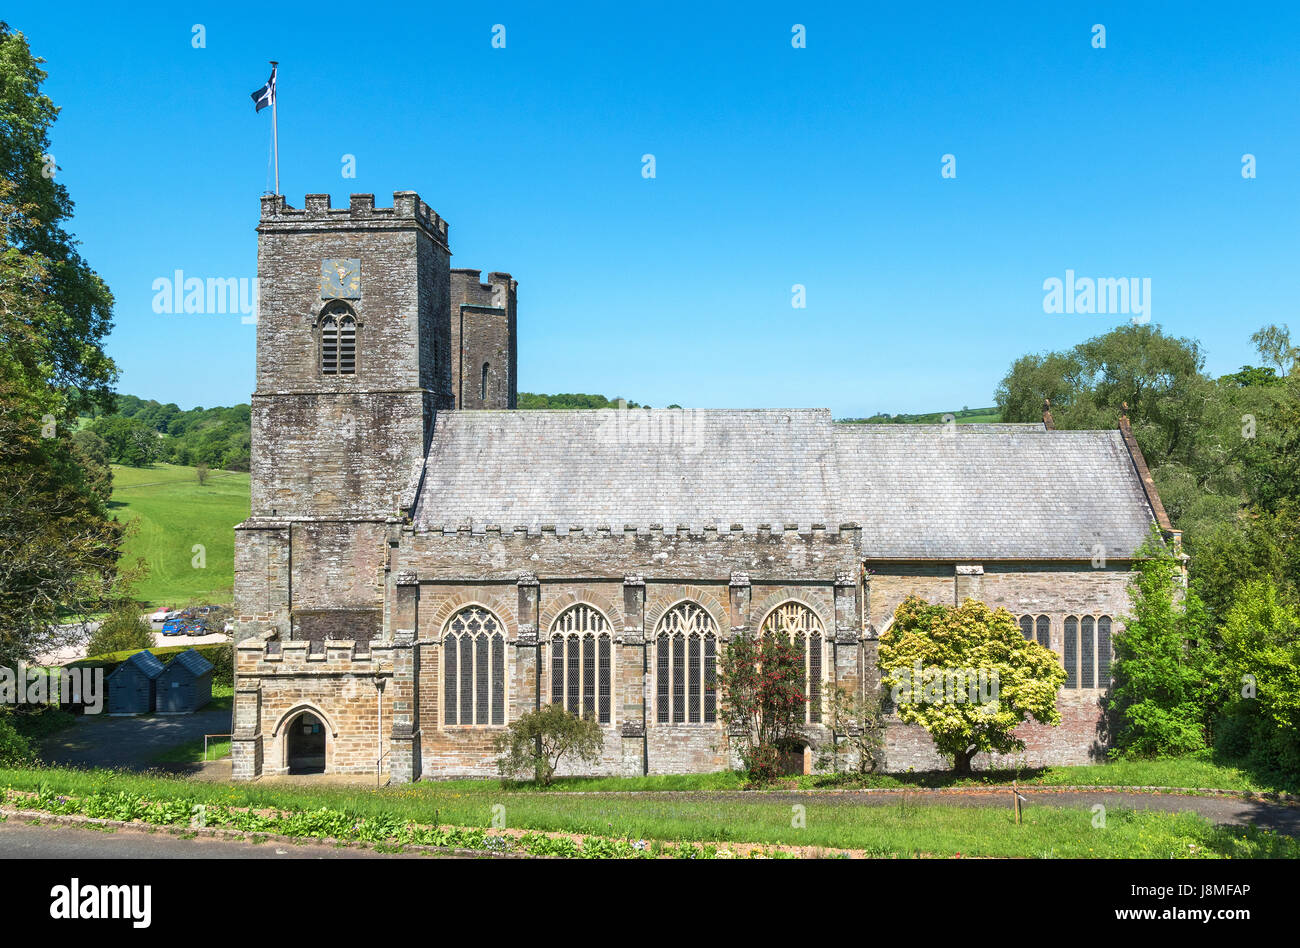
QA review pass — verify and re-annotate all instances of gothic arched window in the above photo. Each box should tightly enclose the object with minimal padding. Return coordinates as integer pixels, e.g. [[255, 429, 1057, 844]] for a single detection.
[[320, 303, 357, 375], [481, 362, 490, 401], [1035, 615, 1051, 649], [1097, 615, 1113, 686], [1019, 615, 1033, 641], [549, 605, 612, 723], [654, 602, 718, 724], [759, 602, 825, 724], [1063, 616, 1079, 689], [442, 606, 505, 725], [1081, 616, 1096, 688]]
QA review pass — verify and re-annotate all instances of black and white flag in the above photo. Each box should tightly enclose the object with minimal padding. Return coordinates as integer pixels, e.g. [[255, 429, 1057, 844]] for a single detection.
[[250, 66, 276, 112]]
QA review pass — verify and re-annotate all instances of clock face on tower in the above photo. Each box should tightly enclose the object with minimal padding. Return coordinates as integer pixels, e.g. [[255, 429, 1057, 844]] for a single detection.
[[320, 258, 361, 299]]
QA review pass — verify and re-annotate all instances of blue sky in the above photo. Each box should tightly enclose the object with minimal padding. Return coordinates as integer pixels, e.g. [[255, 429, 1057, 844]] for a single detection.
[[10, 1, 1298, 415]]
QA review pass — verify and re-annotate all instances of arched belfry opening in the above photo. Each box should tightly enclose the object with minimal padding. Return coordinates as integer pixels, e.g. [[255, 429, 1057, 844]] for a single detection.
[[286, 710, 327, 774]]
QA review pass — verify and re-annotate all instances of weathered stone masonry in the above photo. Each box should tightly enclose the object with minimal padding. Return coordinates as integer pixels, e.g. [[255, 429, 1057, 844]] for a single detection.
[[233, 190, 1175, 782]]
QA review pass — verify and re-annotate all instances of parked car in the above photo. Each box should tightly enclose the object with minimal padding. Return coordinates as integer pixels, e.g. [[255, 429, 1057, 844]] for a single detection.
[[161, 619, 186, 635]]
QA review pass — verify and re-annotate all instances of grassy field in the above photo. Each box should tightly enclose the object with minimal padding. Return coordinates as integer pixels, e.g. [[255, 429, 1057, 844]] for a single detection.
[[1, 765, 1292, 858], [110, 463, 248, 607]]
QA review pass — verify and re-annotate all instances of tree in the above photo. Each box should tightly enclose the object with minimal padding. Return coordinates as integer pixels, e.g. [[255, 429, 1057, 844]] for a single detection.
[[1219, 578, 1300, 737], [0, 188, 125, 667], [493, 704, 604, 786], [0, 23, 116, 415], [0, 26, 125, 664], [718, 633, 808, 782], [878, 596, 1065, 774], [1108, 531, 1209, 758], [816, 682, 885, 776], [86, 604, 154, 657]]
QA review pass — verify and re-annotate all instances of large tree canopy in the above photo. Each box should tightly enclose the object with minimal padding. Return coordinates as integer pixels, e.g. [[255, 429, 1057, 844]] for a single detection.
[[0, 24, 126, 662], [0, 21, 116, 415], [878, 596, 1066, 774]]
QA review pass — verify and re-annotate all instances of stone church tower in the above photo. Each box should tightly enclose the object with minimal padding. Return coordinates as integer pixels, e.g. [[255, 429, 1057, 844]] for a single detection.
[[235, 192, 516, 646]]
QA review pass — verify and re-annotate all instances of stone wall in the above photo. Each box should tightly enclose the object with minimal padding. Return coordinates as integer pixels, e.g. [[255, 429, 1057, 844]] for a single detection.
[[449, 269, 517, 410], [233, 638, 400, 778]]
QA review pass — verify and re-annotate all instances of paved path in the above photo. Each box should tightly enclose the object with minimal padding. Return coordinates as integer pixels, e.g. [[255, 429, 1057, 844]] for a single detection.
[[40, 709, 232, 772], [0, 821, 438, 859]]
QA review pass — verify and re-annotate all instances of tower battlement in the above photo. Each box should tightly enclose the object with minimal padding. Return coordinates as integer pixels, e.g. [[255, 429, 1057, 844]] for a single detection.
[[259, 191, 448, 243]]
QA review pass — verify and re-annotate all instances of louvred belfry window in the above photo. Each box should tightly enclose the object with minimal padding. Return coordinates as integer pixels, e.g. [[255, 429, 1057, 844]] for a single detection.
[[442, 607, 506, 726], [338, 315, 356, 373], [654, 602, 718, 724], [320, 304, 357, 375], [320, 316, 338, 373], [549, 605, 612, 724], [759, 602, 825, 724]]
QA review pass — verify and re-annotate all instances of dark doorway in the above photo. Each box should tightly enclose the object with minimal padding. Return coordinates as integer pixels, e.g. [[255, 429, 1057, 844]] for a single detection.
[[777, 741, 808, 776], [287, 712, 326, 774]]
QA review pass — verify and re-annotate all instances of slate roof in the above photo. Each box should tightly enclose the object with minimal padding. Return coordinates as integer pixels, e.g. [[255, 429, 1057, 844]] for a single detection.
[[411, 409, 1158, 559], [163, 648, 214, 678], [111, 650, 165, 680], [832, 424, 1156, 560]]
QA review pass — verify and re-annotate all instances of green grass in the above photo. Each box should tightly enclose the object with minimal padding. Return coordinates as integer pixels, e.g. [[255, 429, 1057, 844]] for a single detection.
[[0, 765, 1291, 857], [151, 737, 231, 764], [792, 752, 1297, 795], [110, 463, 248, 607]]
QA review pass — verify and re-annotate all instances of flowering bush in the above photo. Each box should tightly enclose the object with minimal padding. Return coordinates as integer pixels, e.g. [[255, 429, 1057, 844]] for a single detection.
[[718, 633, 807, 783]]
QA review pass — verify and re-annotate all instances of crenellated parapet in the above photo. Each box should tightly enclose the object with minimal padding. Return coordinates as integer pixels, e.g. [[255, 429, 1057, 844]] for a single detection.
[[258, 191, 449, 246]]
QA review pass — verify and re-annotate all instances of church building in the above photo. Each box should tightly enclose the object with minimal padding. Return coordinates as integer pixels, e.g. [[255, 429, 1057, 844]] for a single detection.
[[232, 191, 1176, 781]]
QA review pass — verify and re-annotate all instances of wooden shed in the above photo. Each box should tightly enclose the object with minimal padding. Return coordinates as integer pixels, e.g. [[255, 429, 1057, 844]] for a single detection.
[[156, 648, 214, 713], [106, 650, 165, 715]]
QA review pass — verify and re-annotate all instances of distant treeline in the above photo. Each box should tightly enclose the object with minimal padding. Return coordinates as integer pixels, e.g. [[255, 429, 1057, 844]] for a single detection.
[[839, 406, 1001, 425], [518, 393, 680, 409], [79, 395, 252, 470], [79, 392, 671, 470]]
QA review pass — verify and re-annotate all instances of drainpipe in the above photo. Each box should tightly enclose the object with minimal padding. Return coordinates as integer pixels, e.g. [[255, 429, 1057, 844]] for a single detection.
[[374, 676, 387, 788]]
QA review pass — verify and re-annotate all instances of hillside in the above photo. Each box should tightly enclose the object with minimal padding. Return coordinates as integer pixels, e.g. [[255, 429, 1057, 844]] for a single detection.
[[837, 406, 1001, 425], [111, 464, 249, 607]]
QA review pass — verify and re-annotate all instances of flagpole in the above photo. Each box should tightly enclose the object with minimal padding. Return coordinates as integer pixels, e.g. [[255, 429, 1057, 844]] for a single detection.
[[269, 60, 279, 195]]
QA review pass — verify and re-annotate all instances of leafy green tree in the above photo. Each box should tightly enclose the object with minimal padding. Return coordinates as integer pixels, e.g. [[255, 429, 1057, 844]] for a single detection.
[[70, 428, 113, 504], [878, 596, 1065, 774], [1108, 531, 1209, 758], [493, 703, 604, 786], [1220, 577, 1300, 737], [718, 632, 808, 782], [0, 188, 124, 666], [89, 414, 160, 466], [0, 708, 34, 766], [0, 23, 116, 414], [86, 604, 154, 657]]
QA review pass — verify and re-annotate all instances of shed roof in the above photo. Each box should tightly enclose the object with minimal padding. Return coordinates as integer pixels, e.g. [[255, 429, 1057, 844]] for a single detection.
[[163, 648, 214, 678], [111, 650, 165, 679]]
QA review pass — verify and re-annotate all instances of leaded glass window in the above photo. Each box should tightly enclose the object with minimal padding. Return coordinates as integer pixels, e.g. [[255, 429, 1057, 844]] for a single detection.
[[549, 605, 612, 724], [1063, 616, 1079, 689], [758, 602, 827, 724], [442, 607, 506, 725], [654, 602, 719, 724]]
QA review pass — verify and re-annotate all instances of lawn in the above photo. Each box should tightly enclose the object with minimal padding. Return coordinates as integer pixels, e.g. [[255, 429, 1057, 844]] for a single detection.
[[1, 762, 1294, 858], [152, 736, 231, 764], [109, 463, 248, 607]]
